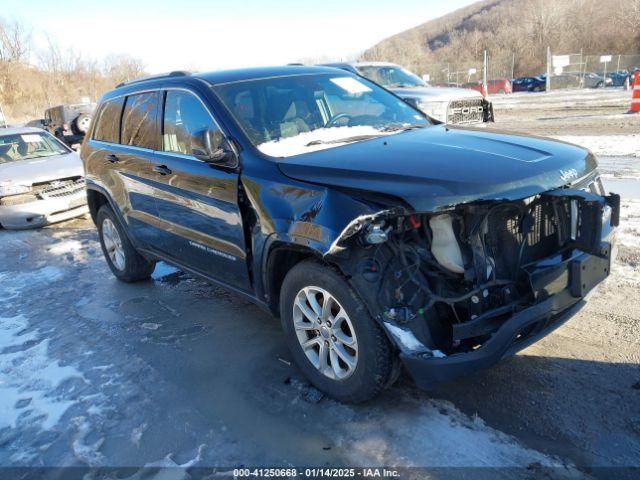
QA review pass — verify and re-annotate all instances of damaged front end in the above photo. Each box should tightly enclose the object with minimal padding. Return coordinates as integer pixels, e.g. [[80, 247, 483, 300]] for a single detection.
[[329, 180, 620, 387]]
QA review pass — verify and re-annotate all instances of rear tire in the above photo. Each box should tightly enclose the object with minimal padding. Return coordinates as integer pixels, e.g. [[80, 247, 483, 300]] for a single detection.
[[280, 260, 395, 403], [97, 205, 155, 282]]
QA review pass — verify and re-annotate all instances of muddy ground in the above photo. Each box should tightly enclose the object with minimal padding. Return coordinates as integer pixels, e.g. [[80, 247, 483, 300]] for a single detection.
[[1, 89, 639, 479]]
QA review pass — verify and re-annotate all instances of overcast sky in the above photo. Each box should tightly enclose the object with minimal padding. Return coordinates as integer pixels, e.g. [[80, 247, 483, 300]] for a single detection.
[[4, 0, 478, 73]]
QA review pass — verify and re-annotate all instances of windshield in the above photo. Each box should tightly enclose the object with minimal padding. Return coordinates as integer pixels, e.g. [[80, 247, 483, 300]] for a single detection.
[[356, 65, 426, 88], [214, 73, 430, 158], [0, 132, 68, 164]]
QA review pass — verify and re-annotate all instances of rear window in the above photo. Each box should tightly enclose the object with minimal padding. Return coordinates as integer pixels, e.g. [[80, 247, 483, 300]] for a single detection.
[[121, 92, 160, 149], [93, 98, 125, 143]]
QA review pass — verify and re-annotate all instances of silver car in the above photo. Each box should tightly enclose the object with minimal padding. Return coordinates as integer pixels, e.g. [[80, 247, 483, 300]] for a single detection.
[[0, 127, 88, 229], [321, 61, 493, 125]]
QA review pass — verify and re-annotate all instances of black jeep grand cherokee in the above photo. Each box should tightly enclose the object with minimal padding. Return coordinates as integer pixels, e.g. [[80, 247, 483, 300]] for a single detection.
[[82, 66, 619, 402]]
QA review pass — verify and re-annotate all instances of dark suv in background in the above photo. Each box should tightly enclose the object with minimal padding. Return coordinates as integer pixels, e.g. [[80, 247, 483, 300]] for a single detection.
[[82, 66, 619, 402]]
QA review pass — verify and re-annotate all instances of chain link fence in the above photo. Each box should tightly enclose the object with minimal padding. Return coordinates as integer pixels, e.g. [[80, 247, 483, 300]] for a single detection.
[[549, 53, 640, 89], [411, 52, 639, 94], [419, 62, 481, 87]]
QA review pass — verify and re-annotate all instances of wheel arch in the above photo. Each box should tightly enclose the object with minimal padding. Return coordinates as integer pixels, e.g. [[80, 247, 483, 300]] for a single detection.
[[86, 187, 109, 225], [262, 237, 351, 316], [85, 183, 145, 253]]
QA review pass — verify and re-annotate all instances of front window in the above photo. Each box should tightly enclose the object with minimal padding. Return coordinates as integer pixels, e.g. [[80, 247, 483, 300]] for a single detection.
[[163, 90, 223, 155], [356, 66, 426, 89], [0, 132, 68, 164], [214, 74, 430, 158]]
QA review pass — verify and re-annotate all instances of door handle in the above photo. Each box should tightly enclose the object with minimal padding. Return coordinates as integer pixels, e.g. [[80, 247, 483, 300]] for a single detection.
[[153, 165, 172, 176], [106, 154, 120, 163]]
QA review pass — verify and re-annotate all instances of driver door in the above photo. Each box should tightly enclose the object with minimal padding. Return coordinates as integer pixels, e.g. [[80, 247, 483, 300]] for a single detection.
[[149, 89, 250, 291]]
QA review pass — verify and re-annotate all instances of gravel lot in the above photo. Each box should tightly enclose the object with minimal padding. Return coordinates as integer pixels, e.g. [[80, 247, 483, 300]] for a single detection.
[[1, 88, 639, 479]]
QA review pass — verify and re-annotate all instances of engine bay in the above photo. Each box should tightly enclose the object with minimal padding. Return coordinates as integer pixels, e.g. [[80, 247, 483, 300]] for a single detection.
[[333, 184, 619, 357]]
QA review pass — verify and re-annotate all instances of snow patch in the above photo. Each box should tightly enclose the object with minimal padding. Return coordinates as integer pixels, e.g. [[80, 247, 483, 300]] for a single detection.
[[47, 239, 84, 256], [142, 444, 206, 469], [0, 315, 83, 430], [257, 126, 396, 157], [341, 398, 575, 468], [1, 266, 65, 301], [71, 416, 104, 466], [131, 422, 147, 447], [552, 135, 640, 157]]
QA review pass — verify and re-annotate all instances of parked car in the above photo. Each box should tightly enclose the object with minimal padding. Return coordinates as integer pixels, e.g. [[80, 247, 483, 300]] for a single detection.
[[0, 127, 88, 229], [322, 62, 493, 125], [606, 69, 631, 87], [512, 76, 546, 92], [82, 66, 619, 402], [44, 103, 95, 148], [548, 73, 582, 89], [580, 72, 613, 88], [463, 78, 512, 95]]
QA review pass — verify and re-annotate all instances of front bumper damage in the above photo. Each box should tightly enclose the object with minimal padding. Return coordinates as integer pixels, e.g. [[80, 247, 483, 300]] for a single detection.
[[0, 178, 88, 229], [329, 184, 620, 388], [401, 244, 613, 388]]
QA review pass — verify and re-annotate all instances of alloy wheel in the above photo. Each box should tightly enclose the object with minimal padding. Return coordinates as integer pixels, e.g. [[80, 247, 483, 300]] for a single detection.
[[102, 218, 125, 271], [292, 286, 358, 380]]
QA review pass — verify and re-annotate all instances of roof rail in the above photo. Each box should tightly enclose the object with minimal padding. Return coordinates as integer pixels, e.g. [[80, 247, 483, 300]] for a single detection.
[[116, 71, 191, 88]]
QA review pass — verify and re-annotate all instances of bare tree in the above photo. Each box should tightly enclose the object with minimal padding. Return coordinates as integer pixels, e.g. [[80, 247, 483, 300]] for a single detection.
[[0, 17, 31, 62], [103, 54, 145, 85]]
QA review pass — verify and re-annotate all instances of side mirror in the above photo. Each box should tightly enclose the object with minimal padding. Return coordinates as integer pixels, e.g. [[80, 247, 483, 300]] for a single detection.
[[192, 129, 237, 167]]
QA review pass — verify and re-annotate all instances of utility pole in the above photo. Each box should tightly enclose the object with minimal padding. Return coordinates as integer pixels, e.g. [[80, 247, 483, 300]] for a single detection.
[[511, 53, 515, 80], [579, 48, 583, 80], [546, 46, 552, 93], [483, 50, 488, 97]]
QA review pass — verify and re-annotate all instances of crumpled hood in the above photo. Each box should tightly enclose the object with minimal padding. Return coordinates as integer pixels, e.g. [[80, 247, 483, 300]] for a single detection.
[[277, 125, 597, 212], [392, 86, 483, 102], [0, 152, 84, 186]]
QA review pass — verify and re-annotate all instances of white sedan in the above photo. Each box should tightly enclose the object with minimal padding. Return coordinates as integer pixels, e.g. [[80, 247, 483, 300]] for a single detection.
[[0, 127, 88, 229]]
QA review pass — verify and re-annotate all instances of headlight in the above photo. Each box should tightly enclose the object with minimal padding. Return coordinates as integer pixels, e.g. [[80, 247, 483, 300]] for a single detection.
[[418, 101, 449, 122], [0, 182, 32, 197]]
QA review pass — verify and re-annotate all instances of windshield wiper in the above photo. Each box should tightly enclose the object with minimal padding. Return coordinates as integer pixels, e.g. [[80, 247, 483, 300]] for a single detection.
[[387, 83, 416, 89], [22, 153, 57, 160], [306, 134, 382, 147], [379, 124, 425, 132]]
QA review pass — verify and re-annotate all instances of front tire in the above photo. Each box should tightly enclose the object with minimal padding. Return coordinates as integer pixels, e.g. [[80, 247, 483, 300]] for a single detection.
[[97, 205, 155, 282], [280, 260, 395, 403]]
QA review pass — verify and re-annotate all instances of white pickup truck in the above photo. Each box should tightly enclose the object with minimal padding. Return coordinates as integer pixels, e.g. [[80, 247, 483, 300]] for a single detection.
[[322, 61, 493, 125]]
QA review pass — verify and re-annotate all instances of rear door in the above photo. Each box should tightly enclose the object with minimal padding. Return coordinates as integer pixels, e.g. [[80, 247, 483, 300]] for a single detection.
[[151, 89, 250, 290], [88, 92, 164, 248]]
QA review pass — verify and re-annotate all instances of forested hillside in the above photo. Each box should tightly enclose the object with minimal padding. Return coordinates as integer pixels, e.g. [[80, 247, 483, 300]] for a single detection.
[[363, 0, 640, 76], [0, 18, 144, 123]]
